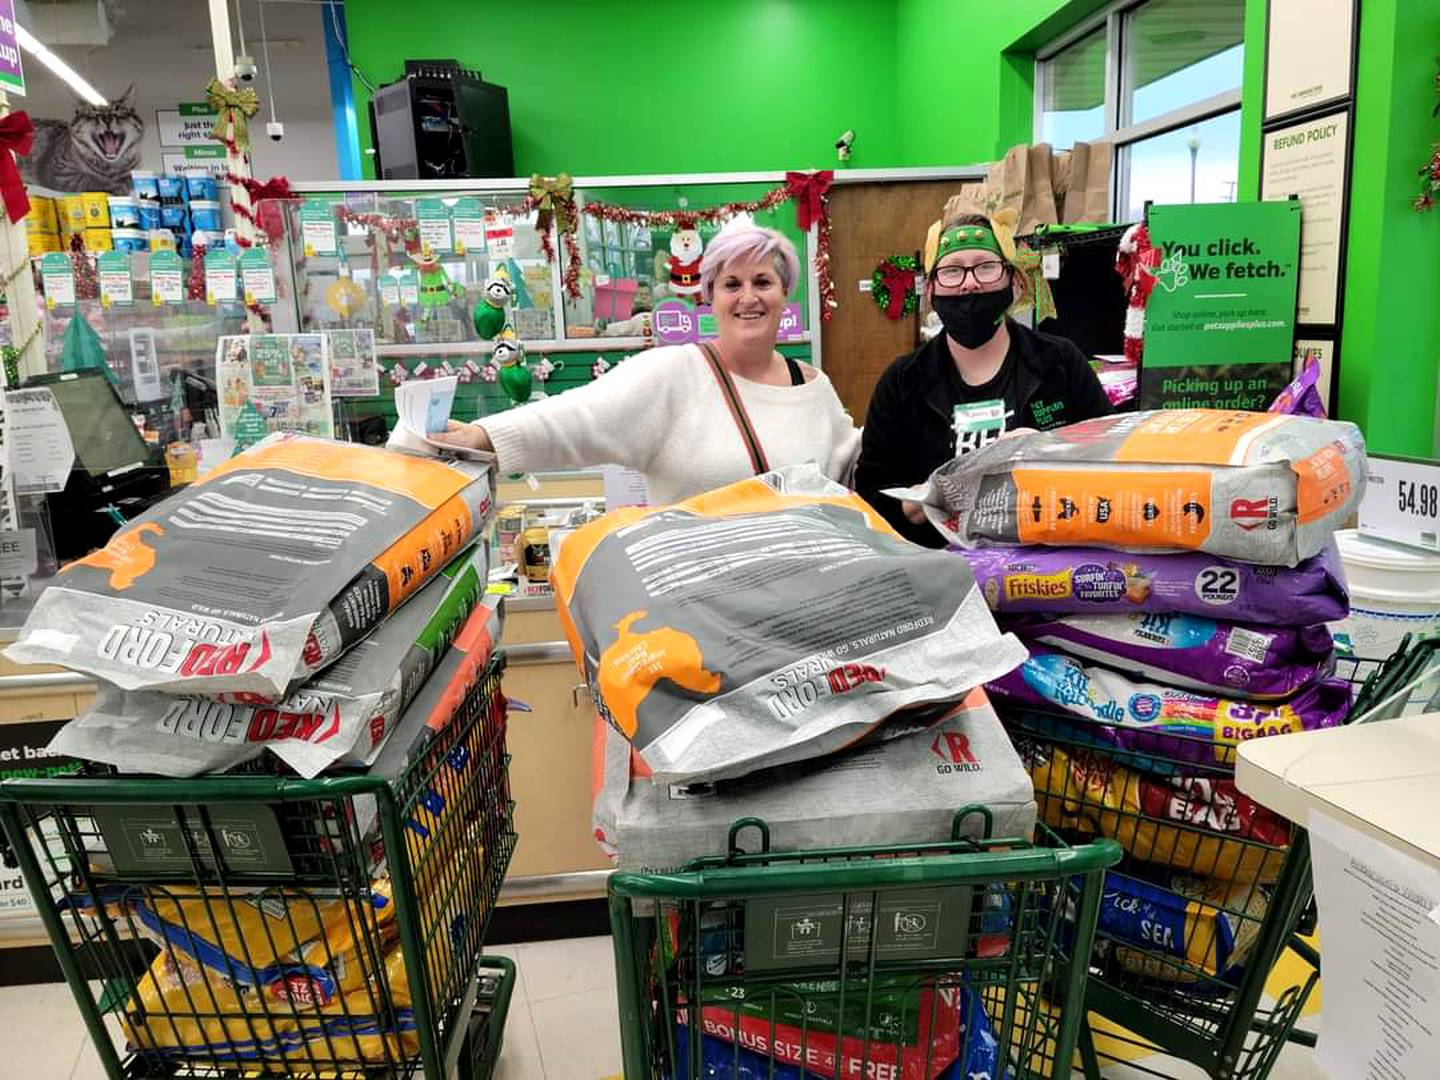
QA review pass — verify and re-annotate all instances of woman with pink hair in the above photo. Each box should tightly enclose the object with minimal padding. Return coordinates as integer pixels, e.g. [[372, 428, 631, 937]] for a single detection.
[[435, 222, 858, 503]]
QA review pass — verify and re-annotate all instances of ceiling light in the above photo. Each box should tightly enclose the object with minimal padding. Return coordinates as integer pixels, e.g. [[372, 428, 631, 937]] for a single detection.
[[15, 24, 106, 106]]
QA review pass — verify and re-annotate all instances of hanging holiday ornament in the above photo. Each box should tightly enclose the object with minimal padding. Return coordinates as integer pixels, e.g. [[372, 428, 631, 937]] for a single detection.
[[869, 255, 920, 320], [459, 358, 483, 384], [492, 327, 532, 405], [388, 362, 409, 386], [478, 362, 499, 384], [325, 275, 367, 318], [471, 264, 514, 339], [591, 355, 612, 379], [532, 356, 559, 383]]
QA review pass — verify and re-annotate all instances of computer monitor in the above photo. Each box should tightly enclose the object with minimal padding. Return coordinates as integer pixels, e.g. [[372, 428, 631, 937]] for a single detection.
[[29, 370, 153, 478]]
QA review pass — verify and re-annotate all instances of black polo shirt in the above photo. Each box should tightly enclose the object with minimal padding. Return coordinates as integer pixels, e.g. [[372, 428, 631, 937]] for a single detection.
[[856, 319, 1113, 547]]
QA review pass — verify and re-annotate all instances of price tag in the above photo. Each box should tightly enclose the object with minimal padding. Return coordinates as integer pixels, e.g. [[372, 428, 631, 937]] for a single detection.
[[378, 271, 401, 307], [204, 249, 238, 305], [1042, 250, 1061, 279], [1360, 455, 1440, 553], [300, 199, 338, 256], [397, 268, 420, 306], [239, 247, 277, 304], [484, 211, 515, 259], [149, 249, 185, 304], [415, 198, 453, 254], [452, 197, 485, 254], [39, 252, 74, 308], [858, 278, 873, 293], [97, 251, 133, 307]]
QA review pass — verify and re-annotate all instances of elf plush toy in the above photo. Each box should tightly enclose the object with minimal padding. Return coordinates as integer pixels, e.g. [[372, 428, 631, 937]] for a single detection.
[[407, 232, 462, 318], [667, 218, 704, 306], [472, 264, 514, 339]]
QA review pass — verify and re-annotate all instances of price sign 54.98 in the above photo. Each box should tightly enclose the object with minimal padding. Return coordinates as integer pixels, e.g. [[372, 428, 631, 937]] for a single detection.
[[1360, 456, 1440, 554]]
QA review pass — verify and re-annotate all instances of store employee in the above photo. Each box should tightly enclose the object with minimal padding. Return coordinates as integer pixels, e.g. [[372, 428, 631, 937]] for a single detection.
[[855, 210, 1111, 547]]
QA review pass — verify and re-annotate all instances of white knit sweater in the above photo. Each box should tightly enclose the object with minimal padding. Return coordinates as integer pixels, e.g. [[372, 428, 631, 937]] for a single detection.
[[479, 344, 861, 504]]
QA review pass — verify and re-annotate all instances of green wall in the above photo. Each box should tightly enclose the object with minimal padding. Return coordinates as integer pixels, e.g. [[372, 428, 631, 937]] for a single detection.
[[894, 0, 1072, 163], [1334, 0, 1440, 456], [345, 0, 903, 177]]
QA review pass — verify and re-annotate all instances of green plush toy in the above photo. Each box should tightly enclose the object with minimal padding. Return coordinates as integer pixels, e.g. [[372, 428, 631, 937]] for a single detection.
[[491, 327, 532, 405], [472, 264, 514, 339]]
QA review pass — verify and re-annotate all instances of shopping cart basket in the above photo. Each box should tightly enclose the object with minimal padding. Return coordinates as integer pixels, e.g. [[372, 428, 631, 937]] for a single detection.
[[0, 654, 516, 1080], [1000, 634, 1440, 1080], [609, 810, 1122, 1080]]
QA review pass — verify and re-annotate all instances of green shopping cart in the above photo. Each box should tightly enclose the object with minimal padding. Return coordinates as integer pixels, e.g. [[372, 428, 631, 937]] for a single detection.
[[609, 811, 1122, 1079], [0, 654, 517, 1080], [1003, 635, 1440, 1080]]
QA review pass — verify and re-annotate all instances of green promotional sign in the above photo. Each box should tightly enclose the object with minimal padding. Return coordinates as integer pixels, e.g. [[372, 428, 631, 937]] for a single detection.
[[1140, 201, 1302, 411]]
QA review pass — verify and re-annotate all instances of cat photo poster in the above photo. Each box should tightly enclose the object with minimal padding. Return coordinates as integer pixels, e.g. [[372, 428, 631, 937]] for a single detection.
[[22, 86, 144, 195]]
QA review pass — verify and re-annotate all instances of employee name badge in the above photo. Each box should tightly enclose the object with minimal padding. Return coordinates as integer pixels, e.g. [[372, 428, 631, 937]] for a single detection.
[[953, 399, 1009, 455]]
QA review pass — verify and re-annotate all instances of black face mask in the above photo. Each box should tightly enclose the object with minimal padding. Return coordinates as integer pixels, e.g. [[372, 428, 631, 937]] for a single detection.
[[932, 284, 1014, 349]]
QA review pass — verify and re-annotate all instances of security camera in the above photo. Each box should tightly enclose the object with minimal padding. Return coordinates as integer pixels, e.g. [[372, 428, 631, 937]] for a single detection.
[[835, 129, 856, 162], [266, 121, 285, 143], [235, 55, 258, 83]]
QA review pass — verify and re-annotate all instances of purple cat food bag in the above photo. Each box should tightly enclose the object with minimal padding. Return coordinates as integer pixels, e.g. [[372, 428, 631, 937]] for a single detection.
[[953, 542, 1348, 627], [1007, 612, 1334, 700], [1269, 356, 1327, 419], [987, 647, 1351, 766]]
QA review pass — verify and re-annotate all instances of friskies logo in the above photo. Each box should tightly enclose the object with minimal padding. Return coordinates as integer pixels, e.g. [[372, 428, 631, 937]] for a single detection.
[[930, 730, 981, 773]]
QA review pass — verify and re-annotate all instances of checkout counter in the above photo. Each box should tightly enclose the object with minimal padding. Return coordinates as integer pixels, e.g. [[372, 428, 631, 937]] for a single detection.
[[0, 466, 617, 982]]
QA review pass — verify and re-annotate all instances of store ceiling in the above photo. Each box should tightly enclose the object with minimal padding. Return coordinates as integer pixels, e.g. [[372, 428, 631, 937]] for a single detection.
[[1044, 0, 1245, 113]]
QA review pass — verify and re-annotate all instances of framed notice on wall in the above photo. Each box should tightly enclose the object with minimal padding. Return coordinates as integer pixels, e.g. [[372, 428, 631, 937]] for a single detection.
[[1260, 110, 1351, 326], [1264, 0, 1357, 121]]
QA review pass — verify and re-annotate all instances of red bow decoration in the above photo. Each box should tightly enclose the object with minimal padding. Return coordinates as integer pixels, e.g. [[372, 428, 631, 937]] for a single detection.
[[0, 112, 35, 224], [879, 261, 914, 320], [786, 170, 834, 232], [243, 175, 295, 244]]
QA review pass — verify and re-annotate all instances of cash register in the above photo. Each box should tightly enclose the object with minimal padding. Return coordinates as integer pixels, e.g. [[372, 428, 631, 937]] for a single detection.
[[23, 370, 171, 560]]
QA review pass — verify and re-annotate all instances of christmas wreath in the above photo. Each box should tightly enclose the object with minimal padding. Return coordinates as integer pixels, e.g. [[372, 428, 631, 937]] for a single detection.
[[870, 255, 919, 320]]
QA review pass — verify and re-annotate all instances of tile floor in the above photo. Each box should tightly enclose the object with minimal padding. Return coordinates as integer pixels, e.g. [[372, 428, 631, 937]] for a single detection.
[[0, 935, 1326, 1079]]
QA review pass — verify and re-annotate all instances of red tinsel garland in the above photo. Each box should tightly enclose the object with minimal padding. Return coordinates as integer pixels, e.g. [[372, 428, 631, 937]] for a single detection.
[[67, 234, 98, 300], [188, 244, 207, 302], [511, 173, 836, 317]]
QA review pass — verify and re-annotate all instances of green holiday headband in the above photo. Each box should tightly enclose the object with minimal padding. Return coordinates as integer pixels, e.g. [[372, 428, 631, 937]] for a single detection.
[[933, 224, 1004, 265]]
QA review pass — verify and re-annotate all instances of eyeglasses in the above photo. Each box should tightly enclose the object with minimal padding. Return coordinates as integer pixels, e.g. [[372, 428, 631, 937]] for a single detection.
[[933, 261, 1008, 288]]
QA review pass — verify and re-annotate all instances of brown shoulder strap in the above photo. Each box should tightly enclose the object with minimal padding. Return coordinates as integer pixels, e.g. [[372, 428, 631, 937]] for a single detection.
[[699, 342, 770, 475]]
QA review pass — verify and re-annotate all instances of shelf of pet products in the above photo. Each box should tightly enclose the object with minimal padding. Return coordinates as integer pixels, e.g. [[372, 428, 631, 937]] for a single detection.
[[278, 173, 831, 374]]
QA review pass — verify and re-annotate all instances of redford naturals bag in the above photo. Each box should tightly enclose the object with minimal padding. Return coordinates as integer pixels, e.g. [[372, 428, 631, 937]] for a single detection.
[[7, 435, 495, 700], [552, 465, 1027, 783], [894, 411, 1365, 566], [49, 544, 490, 778], [592, 690, 1036, 873]]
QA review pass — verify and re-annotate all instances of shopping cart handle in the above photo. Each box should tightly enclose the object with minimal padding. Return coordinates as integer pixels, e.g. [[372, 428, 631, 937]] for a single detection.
[[608, 838, 1123, 900]]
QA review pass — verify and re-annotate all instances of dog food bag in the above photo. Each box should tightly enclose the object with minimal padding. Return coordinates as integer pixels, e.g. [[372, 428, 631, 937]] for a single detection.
[[988, 648, 1351, 766], [956, 542, 1349, 626], [1008, 612, 1335, 700], [893, 410, 1365, 566], [50, 544, 490, 778], [684, 978, 1005, 1080], [1024, 741, 1290, 882], [552, 465, 1028, 783], [7, 435, 495, 699], [593, 689, 1036, 872], [1098, 871, 1265, 981]]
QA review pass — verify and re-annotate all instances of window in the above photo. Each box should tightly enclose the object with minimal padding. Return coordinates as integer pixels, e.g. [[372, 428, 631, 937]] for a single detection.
[[1035, 0, 1244, 221]]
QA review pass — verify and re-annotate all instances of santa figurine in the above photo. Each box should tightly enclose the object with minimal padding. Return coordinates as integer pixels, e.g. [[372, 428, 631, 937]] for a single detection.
[[667, 218, 704, 306]]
